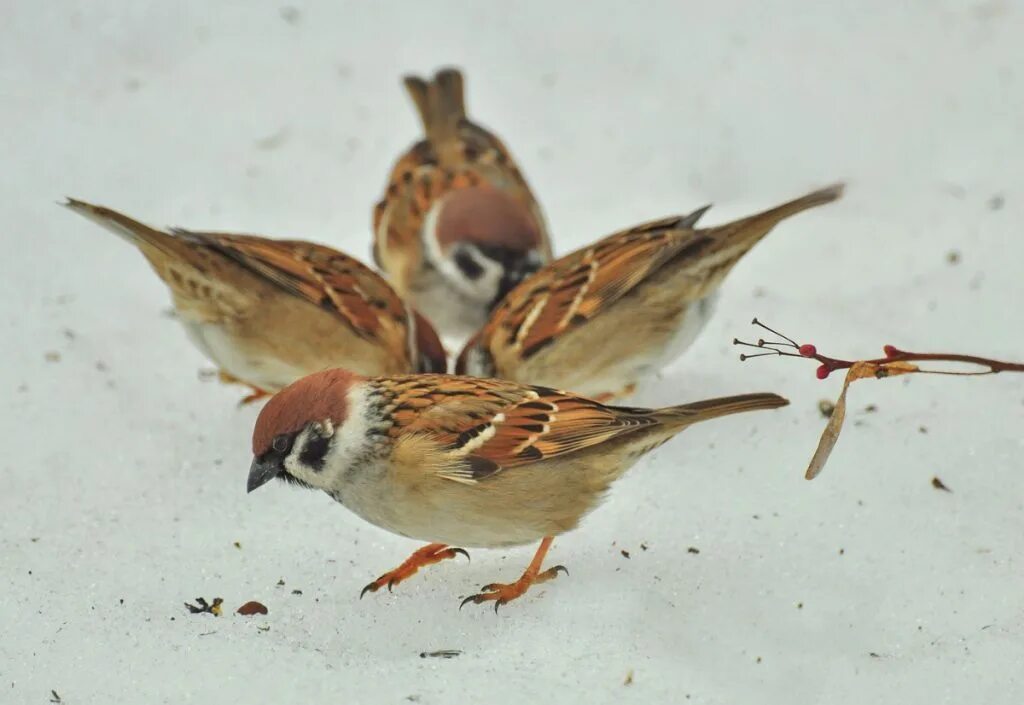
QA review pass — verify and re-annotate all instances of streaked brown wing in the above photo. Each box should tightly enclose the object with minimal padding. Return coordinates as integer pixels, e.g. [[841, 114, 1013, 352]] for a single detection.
[[383, 375, 658, 483], [172, 230, 409, 343], [480, 213, 713, 358]]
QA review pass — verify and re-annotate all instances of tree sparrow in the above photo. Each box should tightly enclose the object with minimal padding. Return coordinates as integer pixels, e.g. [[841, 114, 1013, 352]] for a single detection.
[[245, 368, 788, 609], [456, 184, 844, 401], [373, 67, 552, 338], [64, 199, 447, 402]]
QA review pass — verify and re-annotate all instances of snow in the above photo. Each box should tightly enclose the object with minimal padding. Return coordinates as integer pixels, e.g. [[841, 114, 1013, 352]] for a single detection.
[[2, 1, 1022, 703]]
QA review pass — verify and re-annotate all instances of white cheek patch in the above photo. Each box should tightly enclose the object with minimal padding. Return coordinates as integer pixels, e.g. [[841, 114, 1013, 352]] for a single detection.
[[317, 385, 373, 485], [422, 201, 504, 303], [283, 436, 309, 479], [279, 388, 372, 491]]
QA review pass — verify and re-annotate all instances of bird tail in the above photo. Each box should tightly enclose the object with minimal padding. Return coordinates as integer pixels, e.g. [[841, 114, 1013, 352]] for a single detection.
[[63, 198, 190, 262], [653, 392, 789, 428], [403, 67, 466, 146], [706, 183, 845, 250]]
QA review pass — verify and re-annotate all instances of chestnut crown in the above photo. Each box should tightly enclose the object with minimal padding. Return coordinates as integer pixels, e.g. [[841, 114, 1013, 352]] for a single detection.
[[252, 368, 359, 457]]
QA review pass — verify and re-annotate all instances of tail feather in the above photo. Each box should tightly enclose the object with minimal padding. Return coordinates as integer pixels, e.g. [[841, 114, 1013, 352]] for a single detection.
[[402, 75, 431, 132], [63, 198, 185, 261], [654, 392, 789, 427], [403, 67, 466, 145], [705, 182, 844, 250]]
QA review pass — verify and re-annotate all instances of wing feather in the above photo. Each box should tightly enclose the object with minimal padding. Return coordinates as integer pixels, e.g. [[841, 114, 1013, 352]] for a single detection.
[[171, 231, 412, 348], [381, 375, 658, 484]]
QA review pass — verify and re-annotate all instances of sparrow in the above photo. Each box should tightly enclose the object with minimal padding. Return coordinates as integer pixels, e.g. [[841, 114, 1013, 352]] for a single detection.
[[64, 199, 447, 402], [372, 67, 552, 338], [245, 368, 788, 609], [456, 184, 844, 401]]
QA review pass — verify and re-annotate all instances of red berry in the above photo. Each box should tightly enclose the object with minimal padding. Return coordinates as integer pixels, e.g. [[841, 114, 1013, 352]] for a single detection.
[[799, 344, 817, 357], [883, 345, 898, 357], [816, 365, 830, 379]]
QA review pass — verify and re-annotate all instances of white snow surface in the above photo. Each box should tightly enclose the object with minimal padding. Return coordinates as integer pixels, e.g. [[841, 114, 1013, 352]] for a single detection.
[[2, 2, 1023, 703]]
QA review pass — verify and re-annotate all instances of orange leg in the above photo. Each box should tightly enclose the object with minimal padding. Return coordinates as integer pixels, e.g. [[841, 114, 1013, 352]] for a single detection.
[[460, 537, 567, 612], [217, 370, 272, 406], [237, 388, 272, 406], [360, 543, 469, 598]]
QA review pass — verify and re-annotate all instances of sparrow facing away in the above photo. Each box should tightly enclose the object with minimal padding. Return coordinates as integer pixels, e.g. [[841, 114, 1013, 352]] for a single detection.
[[456, 184, 844, 401], [246, 368, 788, 609], [64, 200, 446, 402], [372, 67, 552, 338]]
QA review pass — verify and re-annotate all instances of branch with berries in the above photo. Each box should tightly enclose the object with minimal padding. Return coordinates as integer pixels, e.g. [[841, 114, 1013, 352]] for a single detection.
[[734, 319, 1024, 480]]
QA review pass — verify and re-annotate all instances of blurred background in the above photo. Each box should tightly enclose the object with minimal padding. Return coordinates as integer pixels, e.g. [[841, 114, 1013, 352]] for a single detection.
[[2, 2, 1021, 704]]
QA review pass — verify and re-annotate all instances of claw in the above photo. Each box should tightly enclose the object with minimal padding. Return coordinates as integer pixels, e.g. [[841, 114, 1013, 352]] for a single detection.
[[359, 543, 468, 600], [457, 538, 566, 612], [451, 547, 471, 562]]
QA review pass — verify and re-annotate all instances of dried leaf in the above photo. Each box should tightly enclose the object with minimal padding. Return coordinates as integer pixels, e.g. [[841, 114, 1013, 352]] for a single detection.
[[805, 361, 918, 480], [237, 600, 268, 616]]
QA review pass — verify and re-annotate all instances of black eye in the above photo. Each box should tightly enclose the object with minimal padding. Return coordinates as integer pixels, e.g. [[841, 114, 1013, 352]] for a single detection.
[[272, 434, 291, 453], [453, 249, 484, 280], [299, 434, 331, 471]]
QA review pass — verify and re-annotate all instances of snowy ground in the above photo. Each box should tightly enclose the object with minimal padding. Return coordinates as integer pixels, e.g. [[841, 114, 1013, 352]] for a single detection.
[[2, 2, 1023, 703]]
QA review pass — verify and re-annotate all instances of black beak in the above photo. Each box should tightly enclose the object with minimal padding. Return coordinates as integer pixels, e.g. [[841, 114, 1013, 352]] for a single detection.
[[247, 455, 280, 493]]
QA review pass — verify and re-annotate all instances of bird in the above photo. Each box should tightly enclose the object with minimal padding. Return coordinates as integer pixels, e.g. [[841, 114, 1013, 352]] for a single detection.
[[456, 184, 844, 401], [64, 199, 447, 403], [245, 368, 788, 610], [372, 67, 552, 339]]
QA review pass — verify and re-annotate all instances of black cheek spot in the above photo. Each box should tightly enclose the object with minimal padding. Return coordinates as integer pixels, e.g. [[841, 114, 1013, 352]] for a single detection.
[[299, 435, 331, 472], [453, 250, 485, 280]]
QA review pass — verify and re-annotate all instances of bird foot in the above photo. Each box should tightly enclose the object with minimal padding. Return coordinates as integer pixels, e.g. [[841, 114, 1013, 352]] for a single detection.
[[217, 371, 272, 405], [360, 543, 469, 598], [460, 565, 567, 612], [237, 388, 272, 406]]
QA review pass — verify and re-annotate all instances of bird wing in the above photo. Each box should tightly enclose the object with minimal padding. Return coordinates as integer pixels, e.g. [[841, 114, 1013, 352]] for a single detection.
[[172, 230, 415, 348], [471, 208, 713, 360], [383, 375, 660, 484]]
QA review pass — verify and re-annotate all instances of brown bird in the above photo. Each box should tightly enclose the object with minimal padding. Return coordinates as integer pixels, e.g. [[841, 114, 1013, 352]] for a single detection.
[[373, 67, 552, 338], [456, 184, 844, 401], [246, 368, 788, 610], [65, 200, 446, 402]]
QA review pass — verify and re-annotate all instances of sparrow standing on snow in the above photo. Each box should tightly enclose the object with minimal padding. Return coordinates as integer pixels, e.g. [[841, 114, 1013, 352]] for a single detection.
[[246, 368, 788, 610], [373, 67, 551, 337], [64, 200, 446, 402], [456, 184, 844, 401]]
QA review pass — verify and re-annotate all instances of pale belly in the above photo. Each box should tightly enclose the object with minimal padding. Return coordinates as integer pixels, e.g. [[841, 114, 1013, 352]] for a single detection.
[[325, 443, 661, 549], [409, 268, 489, 341], [180, 320, 308, 391]]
